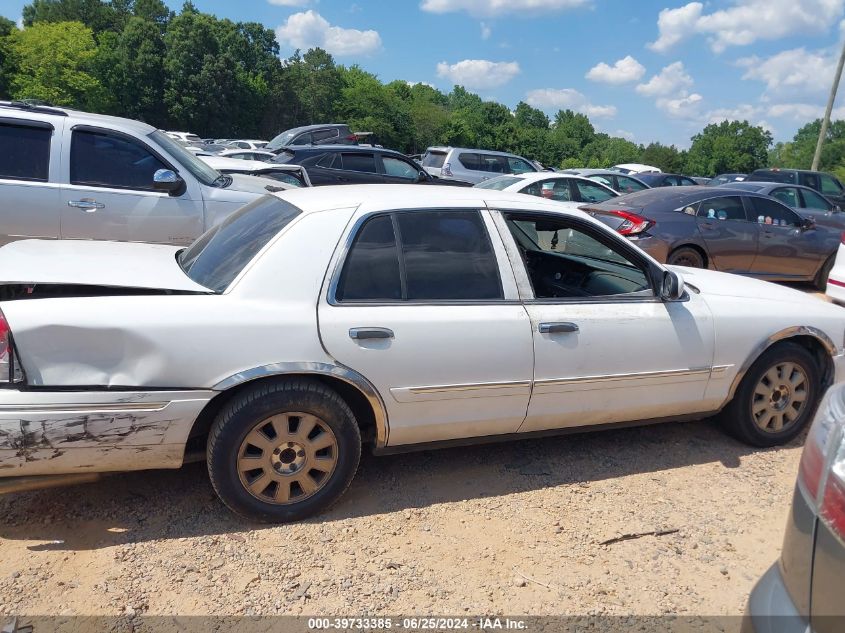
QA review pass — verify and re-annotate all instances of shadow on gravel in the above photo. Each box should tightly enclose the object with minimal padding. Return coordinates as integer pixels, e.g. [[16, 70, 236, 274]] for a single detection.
[[0, 418, 799, 550]]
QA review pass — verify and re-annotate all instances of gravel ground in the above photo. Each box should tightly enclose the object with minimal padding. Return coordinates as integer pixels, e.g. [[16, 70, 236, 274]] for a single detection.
[[0, 284, 828, 623]]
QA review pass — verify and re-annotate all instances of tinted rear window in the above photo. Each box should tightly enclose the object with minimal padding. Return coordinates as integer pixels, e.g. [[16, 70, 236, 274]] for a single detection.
[[422, 151, 447, 168], [179, 196, 301, 292], [0, 122, 51, 182], [750, 170, 795, 184]]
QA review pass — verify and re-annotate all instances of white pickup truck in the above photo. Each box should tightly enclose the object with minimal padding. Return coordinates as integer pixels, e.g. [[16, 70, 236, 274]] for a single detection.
[[0, 101, 290, 246]]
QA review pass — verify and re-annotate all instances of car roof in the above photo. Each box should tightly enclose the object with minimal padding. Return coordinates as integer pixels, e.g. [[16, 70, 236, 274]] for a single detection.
[[281, 123, 349, 134], [286, 144, 410, 156], [492, 172, 609, 186], [269, 183, 592, 218], [0, 101, 157, 135], [424, 146, 530, 159]]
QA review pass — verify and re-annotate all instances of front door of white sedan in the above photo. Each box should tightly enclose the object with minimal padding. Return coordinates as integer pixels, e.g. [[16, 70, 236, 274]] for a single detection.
[[319, 208, 535, 447], [491, 210, 716, 432]]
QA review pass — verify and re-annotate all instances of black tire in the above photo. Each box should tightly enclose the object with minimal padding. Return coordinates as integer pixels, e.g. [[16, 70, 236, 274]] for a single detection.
[[207, 378, 361, 523], [815, 254, 835, 290], [668, 246, 705, 268], [721, 342, 821, 447]]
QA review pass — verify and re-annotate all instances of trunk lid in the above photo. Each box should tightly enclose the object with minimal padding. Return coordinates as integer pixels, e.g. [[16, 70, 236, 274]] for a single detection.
[[0, 239, 212, 294]]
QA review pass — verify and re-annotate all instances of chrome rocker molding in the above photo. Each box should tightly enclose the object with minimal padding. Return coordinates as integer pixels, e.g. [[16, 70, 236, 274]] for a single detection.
[[213, 362, 390, 447], [724, 326, 839, 405]]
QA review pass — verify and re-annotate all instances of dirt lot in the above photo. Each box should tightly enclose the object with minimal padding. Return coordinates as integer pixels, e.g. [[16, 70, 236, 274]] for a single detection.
[[0, 285, 829, 623]]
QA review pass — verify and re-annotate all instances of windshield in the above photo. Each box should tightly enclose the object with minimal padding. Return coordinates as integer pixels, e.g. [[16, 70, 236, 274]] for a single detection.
[[179, 195, 302, 292], [266, 131, 297, 151], [150, 130, 222, 187], [474, 175, 523, 190]]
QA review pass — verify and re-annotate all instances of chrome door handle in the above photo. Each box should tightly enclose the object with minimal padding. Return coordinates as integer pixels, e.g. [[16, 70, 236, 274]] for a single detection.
[[349, 327, 394, 340], [68, 199, 105, 211], [539, 322, 579, 334]]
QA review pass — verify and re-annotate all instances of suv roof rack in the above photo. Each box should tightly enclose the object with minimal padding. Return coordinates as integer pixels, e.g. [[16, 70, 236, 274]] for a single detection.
[[0, 100, 68, 116]]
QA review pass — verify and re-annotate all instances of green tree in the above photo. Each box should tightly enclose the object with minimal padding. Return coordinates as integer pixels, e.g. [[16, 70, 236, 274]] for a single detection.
[[640, 142, 686, 173], [580, 134, 641, 167], [338, 68, 412, 151], [685, 120, 772, 176], [6, 21, 106, 109], [0, 16, 18, 99], [769, 119, 845, 172], [23, 0, 130, 33]]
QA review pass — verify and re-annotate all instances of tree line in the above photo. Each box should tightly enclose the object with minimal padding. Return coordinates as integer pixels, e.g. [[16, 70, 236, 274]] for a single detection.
[[0, 0, 842, 178]]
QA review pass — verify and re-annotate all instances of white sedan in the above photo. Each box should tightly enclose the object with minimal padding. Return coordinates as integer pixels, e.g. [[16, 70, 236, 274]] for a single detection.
[[475, 172, 619, 205], [1, 185, 843, 522]]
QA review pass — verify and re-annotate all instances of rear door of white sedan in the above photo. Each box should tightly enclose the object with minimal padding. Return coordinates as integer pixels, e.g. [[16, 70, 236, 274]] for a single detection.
[[318, 207, 534, 447], [490, 209, 717, 432]]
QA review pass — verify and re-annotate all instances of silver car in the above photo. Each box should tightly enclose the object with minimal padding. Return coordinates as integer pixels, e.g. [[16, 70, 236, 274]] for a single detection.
[[421, 146, 537, 184]]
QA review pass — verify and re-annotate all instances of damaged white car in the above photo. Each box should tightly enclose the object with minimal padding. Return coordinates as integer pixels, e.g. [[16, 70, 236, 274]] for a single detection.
[[1, 185, 844, 522]]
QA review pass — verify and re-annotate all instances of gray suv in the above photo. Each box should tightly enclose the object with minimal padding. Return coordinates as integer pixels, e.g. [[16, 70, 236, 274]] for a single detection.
[[743, 382, 845, 633], [421, 146, 537, 184], [0, 101, 286, 246]]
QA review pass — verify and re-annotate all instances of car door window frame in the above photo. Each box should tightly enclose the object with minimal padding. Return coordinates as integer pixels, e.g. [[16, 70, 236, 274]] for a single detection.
[[327, 209, 518, 306], [68, 124, 177, 192], [488, 209, 664, 305]]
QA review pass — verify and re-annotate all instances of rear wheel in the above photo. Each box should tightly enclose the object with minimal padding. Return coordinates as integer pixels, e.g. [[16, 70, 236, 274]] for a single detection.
[[207, 379, 361, 522], [668, 246, 705, 268], [721, 342, 820, 447]]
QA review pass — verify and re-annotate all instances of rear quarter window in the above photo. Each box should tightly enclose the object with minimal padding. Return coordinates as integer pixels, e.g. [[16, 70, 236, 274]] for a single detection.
[[179, 196, 302, 292], [0, 122, 52, 182]]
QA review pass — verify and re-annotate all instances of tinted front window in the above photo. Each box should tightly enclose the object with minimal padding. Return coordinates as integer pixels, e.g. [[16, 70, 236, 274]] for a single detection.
[[696, 196, 747, 221], [522, 179, 572, 202], [336, 215, 401, 301], [397, 211, 502, 300], [575, 180, 616, 203], [616, 176, 647, 193], [340, 153, 377, 173], [72, 130, 168, 190], [820, 174, 842, 195], [382, 156, 419, 179], [179, 196, 301, 292], [801, 188, 833, 211], [508, 157, 535, 174], [0, 123, 50, 181], [750, 197, 801, 226], [149, 130, 221, 186]]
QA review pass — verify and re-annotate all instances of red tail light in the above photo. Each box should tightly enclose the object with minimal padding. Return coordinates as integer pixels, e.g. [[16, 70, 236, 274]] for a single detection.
[[0, 308, 22, 383], [840, 230, 845, 245], [346, 134, 358, 142], [797, 386, 845, 541], [604, 210, 654, 236]]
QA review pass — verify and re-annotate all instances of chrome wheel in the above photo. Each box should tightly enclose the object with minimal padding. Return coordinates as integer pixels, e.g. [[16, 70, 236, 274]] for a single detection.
[[237, 412, 338, 504], [751, 362, 808, 433]]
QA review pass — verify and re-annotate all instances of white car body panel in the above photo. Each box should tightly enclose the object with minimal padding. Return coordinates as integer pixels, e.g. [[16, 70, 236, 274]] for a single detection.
[[0, 185, 844, 479], [826, 243, 845, 304]]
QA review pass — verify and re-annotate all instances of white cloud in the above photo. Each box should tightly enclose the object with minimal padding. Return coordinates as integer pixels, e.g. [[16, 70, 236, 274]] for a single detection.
[[738, 47, 836, 95], [585, 55, 645, 85], [635, 62, 693, 97], [406, 80, 436, 89], [648, 0, 845, 54], [765, 103, 845, 120], [656, 93, 703, 119], [420, 0, 589, 18], [706, 103, 763, 123], [614, 129, 635, 141], [436, 59, 521, 89], [268, 0, 311, 6], [275, 10, 382, 57], [480, 22, 492, 40], [525, 88, 617, 118]]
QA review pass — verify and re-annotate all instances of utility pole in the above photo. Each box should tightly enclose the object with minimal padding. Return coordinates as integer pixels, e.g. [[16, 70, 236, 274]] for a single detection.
[[812, 39, 845, 170]]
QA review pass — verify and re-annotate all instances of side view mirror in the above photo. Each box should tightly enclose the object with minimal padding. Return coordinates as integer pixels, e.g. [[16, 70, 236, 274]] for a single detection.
[[417, 170, 428, 182], [153, 169, 185, 196], [801, 217, 817, 231], [661, 269, 686, 302]]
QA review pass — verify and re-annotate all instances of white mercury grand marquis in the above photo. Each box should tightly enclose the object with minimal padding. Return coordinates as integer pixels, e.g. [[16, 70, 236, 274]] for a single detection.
[[0, 184, 844, 522]]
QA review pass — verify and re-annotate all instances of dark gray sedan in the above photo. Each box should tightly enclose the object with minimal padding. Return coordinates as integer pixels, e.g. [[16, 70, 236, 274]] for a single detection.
[[743, 382, 845, 633], [582, 186, 838, 288]]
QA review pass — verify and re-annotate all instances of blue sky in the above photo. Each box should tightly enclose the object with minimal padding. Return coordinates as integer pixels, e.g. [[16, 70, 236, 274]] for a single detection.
[[5, 0, 845, 147]]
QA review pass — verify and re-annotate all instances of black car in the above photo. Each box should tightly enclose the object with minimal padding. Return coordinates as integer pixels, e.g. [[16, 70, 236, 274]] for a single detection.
[[748, 168, 845, 208], [636, 173, 700, 187], [271, 145, 472, 186], [582, 186, 838, 288], [266, 124, 358, 152]]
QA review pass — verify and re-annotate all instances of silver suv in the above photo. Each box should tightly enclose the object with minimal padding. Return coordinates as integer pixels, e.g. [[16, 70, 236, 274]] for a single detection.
[[421, 146, 537, 184], [0, 101, 288, 247]]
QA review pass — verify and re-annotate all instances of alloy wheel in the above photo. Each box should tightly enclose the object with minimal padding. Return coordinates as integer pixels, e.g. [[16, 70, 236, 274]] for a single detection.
[[751, 362, 808, 433]]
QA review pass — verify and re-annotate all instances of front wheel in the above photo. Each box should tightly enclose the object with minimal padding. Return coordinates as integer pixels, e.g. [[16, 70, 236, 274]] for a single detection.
[[207, 379, 361, 522], [721, 342, 821, 447], [667, 246, 705, 268]]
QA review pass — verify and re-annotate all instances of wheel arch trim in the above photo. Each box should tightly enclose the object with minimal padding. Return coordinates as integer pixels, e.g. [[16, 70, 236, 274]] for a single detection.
[[724, 325, 838, 404], [212, 362, 389, 447]]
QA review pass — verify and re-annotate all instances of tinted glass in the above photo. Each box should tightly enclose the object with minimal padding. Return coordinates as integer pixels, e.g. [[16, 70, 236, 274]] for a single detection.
[[315, 153, 339, 168], [750, 197, 801, 226], [71, 130, 168, 190], [422, 151, 447, 168], [383, 156, 419, 179], [508, 157, 535, 174], [150, 130, 221, 186], [312, 129, 339, 143], [801, 188, 833, 211], [820, 174, 842, 195], [522, 179, 572, 201], [397, 211, 502, 300], [480, 155, 509, 174], [696, 196, 747, 221], [340, 153, 377, 173], [336, 215, 401, 301], [575, 180, 616, 202], [474, 175, 522, 190], [179, 196, 301, 292], [678, 177, 698, 186], [458, 152, 480, 170], [0, 123, 50, 181], [291, 133, 311, 146], [752, 170, 795, 184], [771, 187, 800, 208], [616, 176, 647, 193], [588, 175, 614, 188]]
